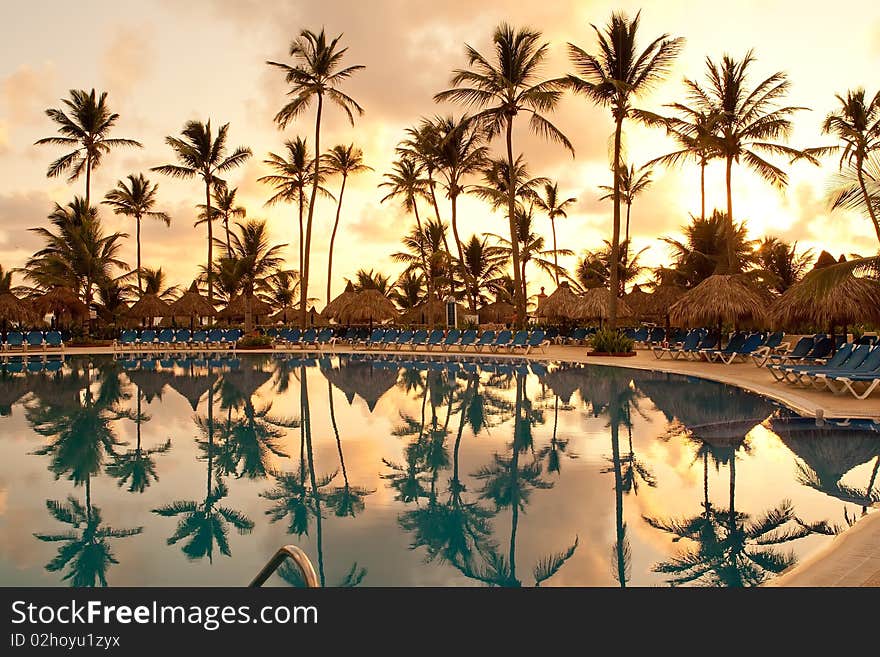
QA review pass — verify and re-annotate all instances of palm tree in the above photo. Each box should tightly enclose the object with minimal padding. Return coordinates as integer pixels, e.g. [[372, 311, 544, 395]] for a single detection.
[[684, 51, 817, 271], [822, 88, 880, 243], [381, 157, 434, 299], [26, 198, 128, 306], [599, 163, 653, 278], [392, 218, 451, 301], [140, 266, 178, 301], [151, 120, 251, 312], [198, 184, 246, 253], [460, 235, 508, 307], [259, 138, 329, 287], [267, 29, 365, 328], [436, 23, 573, 328], [35, 89, 142, 207], [567, 11, 683, 327], [102, 173, 170, 294], [350, 268, 391, 295], [389, 270, 425, 311], [262, 270, 301, 309], [576, 239, 648, 293], [534, 182, 577, 284], [755, 237, 814, 293], [324, 144, 372, 304], [647, 104, 722, 221], [326, 380, 374, 517], [398, 120, 448, 240]]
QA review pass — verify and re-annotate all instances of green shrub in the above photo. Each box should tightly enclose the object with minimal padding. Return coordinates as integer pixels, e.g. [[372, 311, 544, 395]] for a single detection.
[[236, 333, 273, 348], [588, 328, 634, 354]]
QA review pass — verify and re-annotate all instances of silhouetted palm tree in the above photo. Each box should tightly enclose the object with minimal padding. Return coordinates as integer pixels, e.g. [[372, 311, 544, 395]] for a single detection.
[[325, 380, 374, 517], [152, 120, 251, 311], [437, 23, 573, 327], [35, 89, 142, 207], [198, 184, 246, 254], [267, 28, 365, 327], [755, 237, 814, 293], [534, 182, 577, 284], [102, 174, 170, 294], [599, 163, 653, 279], [567, 11, 683, 326], [324, 144, 372, 304]]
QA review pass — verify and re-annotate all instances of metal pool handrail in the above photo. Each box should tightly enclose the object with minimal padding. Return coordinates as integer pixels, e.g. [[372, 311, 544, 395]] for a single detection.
[[249, 545, 319, 588]]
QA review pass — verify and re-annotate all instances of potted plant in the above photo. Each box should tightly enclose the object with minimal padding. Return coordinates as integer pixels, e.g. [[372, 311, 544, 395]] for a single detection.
[[587, 328, 636, 356], [234, 330, 273, 350]]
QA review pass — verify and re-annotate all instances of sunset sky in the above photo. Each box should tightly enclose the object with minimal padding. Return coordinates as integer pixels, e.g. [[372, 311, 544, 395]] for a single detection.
[[2, 0, 879, 303]]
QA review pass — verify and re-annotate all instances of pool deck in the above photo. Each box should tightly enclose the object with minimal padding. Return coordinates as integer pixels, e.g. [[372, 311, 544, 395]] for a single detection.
[[24, 343, 880, 586]]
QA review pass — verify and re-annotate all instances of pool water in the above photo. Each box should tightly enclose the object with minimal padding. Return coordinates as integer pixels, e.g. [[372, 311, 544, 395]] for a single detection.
[[0, 353, 878, 587]]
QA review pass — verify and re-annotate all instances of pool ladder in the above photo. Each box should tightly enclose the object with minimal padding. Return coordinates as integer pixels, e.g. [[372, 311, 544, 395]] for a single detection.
[[250, 545, 319, 588]]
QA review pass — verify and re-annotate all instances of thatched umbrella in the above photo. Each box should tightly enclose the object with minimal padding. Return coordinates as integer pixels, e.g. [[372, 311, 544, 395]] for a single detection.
[[127, 293, 171, 327], [127, 369, 170, 403], [268, 305, 298, 324], [323, 281, 359, 321], [768, 415, 880, 506], [168, 372, 218, 411], [32, 286, 89, 325], [167, 282, 216, 328], [218, 294, 271, 320], [0, 292, 36, 327], [627, 284, 686, 327], [400, 297, 467, 325], [771, 272, 880, 334], [669, 275, 767, 336], [307, 307, 329, 327], [321, 357, 398, 411], [535, 281, 581, 321], [574, 287, 633, 324], [478, 300, 515, 325], [334, 289, 398, 325]]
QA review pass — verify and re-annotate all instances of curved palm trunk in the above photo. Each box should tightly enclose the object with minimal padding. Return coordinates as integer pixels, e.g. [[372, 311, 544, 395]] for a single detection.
[[427, 170, 453, 297], [506, 120, 525, 329], [608, 117, 623, 329], [224, 215, 231, 254], [326, 173, 349, 305], [301, 367, 325, 586], [700, 159, 707, 222], [85, 155, 92, 209], [136, 215, 142, 294], [412, 202, 434, 315], [508, 375, 525, 586], [297, 191, 305, 293], [856, 160, 880, 244], [725, 155, 735, 274], [328, 380, 349, 488], [205, 182, 214, 316], [301, 94, 324, 329], [550, 216, 559, 285], [449, 191, 475, 311]]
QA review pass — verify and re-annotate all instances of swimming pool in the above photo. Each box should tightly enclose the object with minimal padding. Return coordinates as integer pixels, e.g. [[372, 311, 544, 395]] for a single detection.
[[0, 353, 877, 587]]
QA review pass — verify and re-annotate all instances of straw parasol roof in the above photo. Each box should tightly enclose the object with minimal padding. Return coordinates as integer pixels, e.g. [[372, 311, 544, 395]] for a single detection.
[[0, 292, 37, 324], [771, 272, 880, 330], [535, 281, 581, 320], [127, 369, 170, 403], [478, 300, 515, 324], [669, 275, 767, 328], [400, 297, 467, 325], [538, 365, 584, 404], [627, 284, 686, 322], [333, 289, 398, 325], [574, 287, 633, 321], [321, 357, 398, 411], [323, 281, 359, 320], [217, 293, 271, 320], [268, 305, 298, 324], [32, 286, 89, 321], [167, 282, 216, 320], [168, 372, 218, 411], [127, 293, 171, 320]]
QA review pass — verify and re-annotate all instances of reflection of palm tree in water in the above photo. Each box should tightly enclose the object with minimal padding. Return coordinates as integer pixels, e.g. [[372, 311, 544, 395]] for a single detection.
[[325, 379, 374, 517], [106, 382, 171, 493], [152, 362, 254, 562]]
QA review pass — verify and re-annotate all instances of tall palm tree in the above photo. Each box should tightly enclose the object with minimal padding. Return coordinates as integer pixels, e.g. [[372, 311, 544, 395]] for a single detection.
[[35, 89, 142, 207], [647, 103, 722, 221], [567, 11, 683, 327], [392, 218, 451, 304], [755, 237, 814, 293], [534, 182, 577, 284], [460, 235, 509, 308], [198, 184, 246, 253], [139, 266, 178, 301], [822, 88, 880, 243], [350, 268, 391, 295], [259, 138, 329, 287], [436, 23, 573, 328], [380, 157, 433, 300], [324, 144, 372, 304], [576, 238, 648, 293], [685, 51, 816, 271], [398, 120, 448, 240], [151, 120, 251, 313], [26, 198, 128, 306], [102, 174, 171, 294], [599, 163, 653, 274], [267, 28, 365, 328]]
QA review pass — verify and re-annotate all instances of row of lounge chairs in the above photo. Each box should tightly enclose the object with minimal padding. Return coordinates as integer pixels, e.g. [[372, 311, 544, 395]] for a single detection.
[[651, 330, 785, 363], [340, 328, 551, 354], [768, 342, 880, 399], [114, 328, 242, 351], [1, 330, 65, 352]]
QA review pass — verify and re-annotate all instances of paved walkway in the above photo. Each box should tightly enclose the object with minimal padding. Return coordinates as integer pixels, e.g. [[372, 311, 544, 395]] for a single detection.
[[31, 342, 880, 585]]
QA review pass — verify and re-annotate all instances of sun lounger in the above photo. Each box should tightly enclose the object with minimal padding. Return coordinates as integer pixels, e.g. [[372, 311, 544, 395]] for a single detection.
[[24, 330, 45, 351], [156, 329, 174, 349], [440, 329, 462, 351], [44, 330, 64, 352], [760, 335, 814, 367], [114, 330, 137, 352], [825, 357, 880, 399], [815, 345, 880, 395], [700, 332, 747, 362], [563, 327, 588, 345], [174, 329, 191, 349], [3, 331, 24, 352], [715, 332, 766, 364], [521, 330, 549, 354], [315, 328, 337, 350], [473, 330, 496, 351], [408, 329, 428, 350], [488, 329, 513, 352], [422, 329, 445, 351], [456, 329, 478, 350], [505, 330, 529, 353], [652, 330, 701, 360], [357, 328, 385, 350], [190, 330, 208, 349], [769, 342, 858, 384]]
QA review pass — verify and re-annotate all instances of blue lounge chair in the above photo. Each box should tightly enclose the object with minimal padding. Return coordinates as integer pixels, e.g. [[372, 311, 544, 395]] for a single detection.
[[174, 329, 191, 348], [375, 329, 399, 349], [190, 330, 208, 348], [24, 330, 44, 351], [683, 332, 719, 360], [44, 330, 64, 352], [701, 333, 747, 362], [563, 327, 588, 346], [456, 329, 478, 350], [114, 330, 137, 352], [394, 329, 414, 348], [206, 328, 225, 349], [338, 328, 359, 345], [489, 329, 513, 352], [408, 329, 428, 350], [714, 332, 766, 364], [646, 327, 665, 346], [315, 328, 337, 350], [3, 331, 24, 351], [517, 330, 548, 354], [815, 345, 880, 394], [358, 328, 385, 350], [226, 328, 243, 342], [473, 330, 496, 352], [769, 342, 858, 384], [505, 330, 529, 353], [156, 329, 174, 349], [760, 335, 814, 367], [793, 336, 834, 365], [440, 329, 462, 351], [278, 328, 301, 349], [652, 330, 701, 360], [138, 329, 157, 349], [299, 328, 319, 349], [423, 329, 446, 351]]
